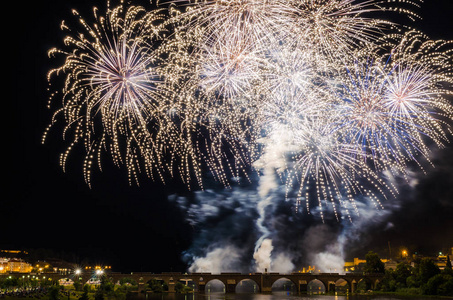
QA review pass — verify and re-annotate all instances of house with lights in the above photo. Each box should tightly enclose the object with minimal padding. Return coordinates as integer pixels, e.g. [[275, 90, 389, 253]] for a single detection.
[[0, 257, 33, 273]]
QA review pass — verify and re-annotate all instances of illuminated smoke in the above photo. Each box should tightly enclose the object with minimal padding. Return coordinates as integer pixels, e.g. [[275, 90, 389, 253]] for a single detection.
[[253, 238, 273, 272], [189, 245, 244, 273]]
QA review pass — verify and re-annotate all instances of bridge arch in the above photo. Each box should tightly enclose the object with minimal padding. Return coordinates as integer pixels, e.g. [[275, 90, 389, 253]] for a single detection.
[[271, 277, 297, 294], [374, 278, 381, 290], [334, 278, 350, 294], [205, 279, 226, 293], [235, 279, 259, 293], [86, 277, 101, 286], [307, 279, 326, 294], [117, 277, 138, 286], [58, 278, 74, 286], [146, 278, 168, 292], [356, 277, 373, 293]]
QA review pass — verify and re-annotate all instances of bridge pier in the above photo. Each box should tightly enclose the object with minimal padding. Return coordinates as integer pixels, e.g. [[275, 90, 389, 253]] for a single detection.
[[226, 280, 236, 293], [328, 282, 335, 292], [167, 282, 175, 293], [137, 283, 145, 293], [198, 283, 205, 293], [298, 281, 308, 294]]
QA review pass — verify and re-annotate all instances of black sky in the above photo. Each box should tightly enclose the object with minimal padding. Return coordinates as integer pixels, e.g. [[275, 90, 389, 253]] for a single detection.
[[9, 0, 453, 273]]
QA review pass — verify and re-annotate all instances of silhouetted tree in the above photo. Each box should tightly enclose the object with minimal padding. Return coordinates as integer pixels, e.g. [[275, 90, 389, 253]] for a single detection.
[[423, 274, 453, 296], [94, 289, 104, 300], [175, 282, 193, 294], [379, 269, 397, 292], [394, 262, 412, 287], [99, 276, 114, 293], [418, 258, 440, 283], [147, 279, 168, 293], [47, 286, 60, 300], [119, 277, 137, 286], [364, 251, 385, 273], [79, 284, 90, 300]]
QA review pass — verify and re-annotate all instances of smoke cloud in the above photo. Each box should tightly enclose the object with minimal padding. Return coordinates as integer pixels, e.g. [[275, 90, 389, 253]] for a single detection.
[[170, 127, 423, 274], [253, 238, 273, 272], [188, 245, 244, 273]]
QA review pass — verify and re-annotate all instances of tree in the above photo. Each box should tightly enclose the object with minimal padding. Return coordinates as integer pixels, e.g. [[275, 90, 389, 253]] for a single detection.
[[378, 269, 397, 292], [174, 282, 193, 294], [73, 280, 82, 291], [147, 279, 167, 293], [1, 277, 19, 288], [364, 251, 385, 273], [423, 274, 453, 295], [47, 285, 60, 300], [418, 258, 440, 283], [94, 289, 104, 300], [119, 277, 137, 287], [394, 262, 412, 287], [438, 275, 453, 296], [406, 275, 420, 288], [79, 284, 90, 300], [99, 276, 114, 293]]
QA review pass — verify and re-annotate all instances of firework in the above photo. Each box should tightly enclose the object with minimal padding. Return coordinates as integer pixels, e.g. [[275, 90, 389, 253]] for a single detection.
[[44, 0, 453, 218], [44, 2, 174, 186], [332, 31, 453, 175], [282, 0, 387, 62], [257, 62, 397, 221], [174, 0, 295, 46]]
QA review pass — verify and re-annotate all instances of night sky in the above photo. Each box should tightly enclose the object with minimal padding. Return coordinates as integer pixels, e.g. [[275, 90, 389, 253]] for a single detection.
[[9, 0, 453, 273]]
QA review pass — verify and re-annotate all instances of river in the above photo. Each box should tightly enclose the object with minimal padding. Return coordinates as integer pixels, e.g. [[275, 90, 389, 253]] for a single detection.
[[128, 293, 448, 300]]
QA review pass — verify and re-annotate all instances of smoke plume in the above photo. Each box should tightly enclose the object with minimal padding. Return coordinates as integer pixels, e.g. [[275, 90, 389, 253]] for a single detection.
[[170, 127, 422, 274]]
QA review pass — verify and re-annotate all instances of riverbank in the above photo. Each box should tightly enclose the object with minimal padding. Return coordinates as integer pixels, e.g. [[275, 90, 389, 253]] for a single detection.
[[358, 290, 453, 299]]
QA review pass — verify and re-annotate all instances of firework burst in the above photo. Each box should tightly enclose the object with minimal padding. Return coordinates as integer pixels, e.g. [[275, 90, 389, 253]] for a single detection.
[[44, 2, 173, 186], [332, 31, 453, 176], [44, 0, 453, 219]]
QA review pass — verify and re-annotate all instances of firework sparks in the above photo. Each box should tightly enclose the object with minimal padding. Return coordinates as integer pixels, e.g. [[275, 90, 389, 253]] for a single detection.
[[44, 3, 174, 186], [44, 0, 453, 219], [332, 31, 453, 175]]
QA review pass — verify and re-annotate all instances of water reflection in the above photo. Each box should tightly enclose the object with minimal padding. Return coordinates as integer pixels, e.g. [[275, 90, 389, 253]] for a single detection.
[[271, 278, 296, 294], [205, 279, 225, 293], [128, 293, 436, 300], [236, 279, 259, 293]]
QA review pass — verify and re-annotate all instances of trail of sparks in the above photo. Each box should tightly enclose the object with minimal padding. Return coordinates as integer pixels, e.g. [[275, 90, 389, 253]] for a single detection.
[[45, 0, 453, 220]]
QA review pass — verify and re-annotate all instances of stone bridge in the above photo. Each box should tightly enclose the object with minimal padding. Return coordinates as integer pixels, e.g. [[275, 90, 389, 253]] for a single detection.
[[1, 272, 384, 293]]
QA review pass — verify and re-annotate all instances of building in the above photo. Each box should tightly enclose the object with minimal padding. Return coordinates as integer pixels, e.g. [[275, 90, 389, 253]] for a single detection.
[[383, 259, 398, 270], [0, 257, 33, 273], [0, 258, 7, 273], [344, 257, 397, 272], [344, 258, 367, 272], [0, 250, 28, 256], [35, 259, 75, 275]]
